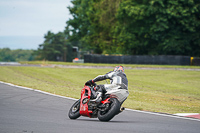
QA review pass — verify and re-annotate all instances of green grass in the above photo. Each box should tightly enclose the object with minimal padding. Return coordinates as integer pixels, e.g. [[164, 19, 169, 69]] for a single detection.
[[0, 65, 200, 114], [20, 61, 200, 69]]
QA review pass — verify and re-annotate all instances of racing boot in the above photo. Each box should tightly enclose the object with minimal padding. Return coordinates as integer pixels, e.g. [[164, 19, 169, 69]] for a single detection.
[[90, 85, 106, 104], [90, 92, 102, 104]]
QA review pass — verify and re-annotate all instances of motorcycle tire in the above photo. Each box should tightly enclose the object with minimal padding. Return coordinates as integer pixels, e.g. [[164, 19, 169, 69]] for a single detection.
[[68, 99, 81, 119], [97, 98, 120, 122]]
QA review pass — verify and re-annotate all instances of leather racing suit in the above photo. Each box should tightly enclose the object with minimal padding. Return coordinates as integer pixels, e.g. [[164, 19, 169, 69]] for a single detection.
[[91, 71, 129, 104]]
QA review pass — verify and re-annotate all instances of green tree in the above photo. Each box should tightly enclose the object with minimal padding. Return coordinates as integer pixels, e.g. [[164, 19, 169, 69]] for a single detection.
[[86, 0, 121, 54], [35, 31, 75, 62], [66, 0, 121, 54], [35, 0, 200, 57], [0, 48, 34, 61], [116, 0, 200, 56], [36, 31, 64, 61], [65, 0, 91, 52], [0, 48, 14, 61]]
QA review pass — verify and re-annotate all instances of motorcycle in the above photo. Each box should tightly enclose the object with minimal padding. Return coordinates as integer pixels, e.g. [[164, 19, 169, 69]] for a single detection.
[[68, 83, 128, 122]]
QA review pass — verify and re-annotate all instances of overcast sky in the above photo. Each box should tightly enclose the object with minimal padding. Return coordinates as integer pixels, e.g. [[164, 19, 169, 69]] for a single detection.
[[0, 0, 72, 49]]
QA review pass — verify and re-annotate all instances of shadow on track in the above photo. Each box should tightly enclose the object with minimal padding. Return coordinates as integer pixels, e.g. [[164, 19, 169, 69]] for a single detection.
[[71, 118, 136, 123]]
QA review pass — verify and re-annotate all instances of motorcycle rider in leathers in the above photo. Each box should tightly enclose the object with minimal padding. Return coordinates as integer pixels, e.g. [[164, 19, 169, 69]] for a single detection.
[[85, 66, 129, 108]]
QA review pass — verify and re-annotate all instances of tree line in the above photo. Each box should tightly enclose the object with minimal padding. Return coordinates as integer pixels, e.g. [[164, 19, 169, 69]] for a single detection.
[[0, 48, 35, 62], [36, 0, 200, 61]]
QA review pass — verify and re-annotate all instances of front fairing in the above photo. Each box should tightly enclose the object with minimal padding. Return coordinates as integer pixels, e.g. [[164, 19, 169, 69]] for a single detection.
[[79, 85, 93, 117]]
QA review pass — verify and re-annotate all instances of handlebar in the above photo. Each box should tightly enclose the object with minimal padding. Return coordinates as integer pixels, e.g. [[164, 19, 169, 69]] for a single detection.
[[85, 82, 97, 87]]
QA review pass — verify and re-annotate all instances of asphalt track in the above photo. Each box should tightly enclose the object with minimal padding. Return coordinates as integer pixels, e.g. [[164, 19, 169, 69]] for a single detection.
[[0, 82, 200, 133]]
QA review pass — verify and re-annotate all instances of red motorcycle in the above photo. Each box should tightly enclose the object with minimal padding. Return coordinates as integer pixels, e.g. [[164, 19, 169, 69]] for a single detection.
[[68, 84, 124, 122]]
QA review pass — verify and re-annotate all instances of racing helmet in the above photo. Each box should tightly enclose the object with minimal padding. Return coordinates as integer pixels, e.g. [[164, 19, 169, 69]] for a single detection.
[[114, 66, 124, 72]]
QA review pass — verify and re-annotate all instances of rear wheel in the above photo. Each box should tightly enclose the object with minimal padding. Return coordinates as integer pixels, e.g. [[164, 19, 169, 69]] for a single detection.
[[97, 98, 120, 122], [68, 99, 81, 119]]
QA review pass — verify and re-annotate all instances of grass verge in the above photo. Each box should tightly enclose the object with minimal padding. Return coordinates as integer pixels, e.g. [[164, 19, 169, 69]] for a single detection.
[[20, 61, 200, 69], [0, 65, 200, 114]]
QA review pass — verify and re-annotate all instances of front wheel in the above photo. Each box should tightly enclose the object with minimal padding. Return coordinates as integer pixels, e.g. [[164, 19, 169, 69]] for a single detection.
[[68, 99, 81, 119], [97, 98, 120, 122]]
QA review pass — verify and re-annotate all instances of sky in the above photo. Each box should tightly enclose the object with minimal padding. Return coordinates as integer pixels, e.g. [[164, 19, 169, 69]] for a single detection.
[[0, 0, 72, 50]]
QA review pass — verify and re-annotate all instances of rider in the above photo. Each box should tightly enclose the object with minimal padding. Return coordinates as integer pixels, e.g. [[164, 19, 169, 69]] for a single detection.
[[85, 66, 129, 106]]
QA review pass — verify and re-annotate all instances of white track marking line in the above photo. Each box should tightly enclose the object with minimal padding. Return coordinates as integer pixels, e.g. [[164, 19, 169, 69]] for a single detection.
[[174, 113, 199, 116]]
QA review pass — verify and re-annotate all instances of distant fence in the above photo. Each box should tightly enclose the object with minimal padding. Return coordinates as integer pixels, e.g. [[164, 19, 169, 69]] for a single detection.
[[84, 54, 191, 65], [191, 57, 200, 66]]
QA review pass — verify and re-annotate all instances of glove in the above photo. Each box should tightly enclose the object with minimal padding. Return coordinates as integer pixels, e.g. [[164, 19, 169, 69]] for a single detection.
[[85, 80, 94, 86]]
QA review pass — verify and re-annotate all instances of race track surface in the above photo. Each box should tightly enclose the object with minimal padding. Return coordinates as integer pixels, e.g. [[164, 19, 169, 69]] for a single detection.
[[0, 82, 200, 133]]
